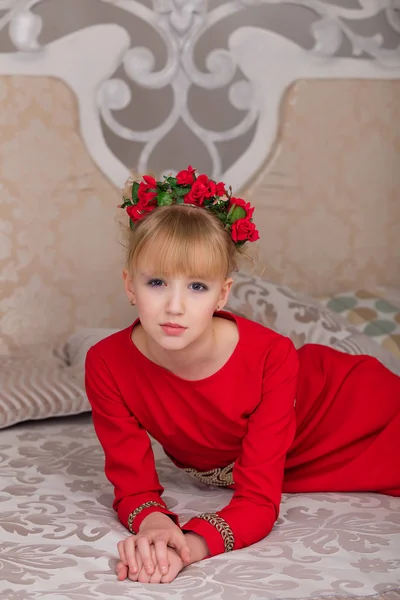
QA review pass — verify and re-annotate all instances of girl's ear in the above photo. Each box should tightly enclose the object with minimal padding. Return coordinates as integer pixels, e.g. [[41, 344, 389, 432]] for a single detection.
[[122, 269, 136, 305], [217, 277, 233, 310]]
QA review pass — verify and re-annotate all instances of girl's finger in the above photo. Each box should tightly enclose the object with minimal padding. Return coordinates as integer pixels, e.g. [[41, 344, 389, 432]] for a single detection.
[[117, 540, 128, 565], [169, 535, 192, 564], [149, 546, 163, 583], [137, 563, 152, 584], [161, 559, 183, 584], [149, 563, 163, 584], [128, 548, 143, 581], [116, 561, 128, 581], [137, 536, 155, 575], [127, 567, 139, 582], [123, 537, 138, 575], [154, 539, 169, 576]]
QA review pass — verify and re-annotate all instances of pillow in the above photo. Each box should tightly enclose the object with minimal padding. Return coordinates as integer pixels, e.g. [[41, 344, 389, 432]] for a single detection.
[[320, 290, 400, 359], [0, 328, 120, 430], [0, 352, 88, 430], [60, 328, 120, 367], [227, 272, 357, 348], [332, 332, 400, 377]]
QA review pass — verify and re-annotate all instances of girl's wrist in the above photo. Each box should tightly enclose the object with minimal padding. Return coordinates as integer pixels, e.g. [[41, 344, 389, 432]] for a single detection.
[[183, 532, 209, 563], [139, 511, 175, 531]]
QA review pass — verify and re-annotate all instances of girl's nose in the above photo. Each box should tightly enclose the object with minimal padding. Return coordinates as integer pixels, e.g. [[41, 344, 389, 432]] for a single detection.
[[166, 287, 185, 314]]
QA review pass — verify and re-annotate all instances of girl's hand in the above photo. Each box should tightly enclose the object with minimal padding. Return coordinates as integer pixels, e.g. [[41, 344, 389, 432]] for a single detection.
[[117, 544, 184, 584], [117, 512, 190, 577]]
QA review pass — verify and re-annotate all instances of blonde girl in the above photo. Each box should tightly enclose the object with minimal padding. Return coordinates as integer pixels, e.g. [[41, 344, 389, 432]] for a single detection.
[[85, 166, 400, 584]]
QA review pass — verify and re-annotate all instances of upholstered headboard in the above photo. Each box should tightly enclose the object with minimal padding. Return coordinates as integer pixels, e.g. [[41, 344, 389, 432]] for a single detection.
[[1, 1, 399, 354]]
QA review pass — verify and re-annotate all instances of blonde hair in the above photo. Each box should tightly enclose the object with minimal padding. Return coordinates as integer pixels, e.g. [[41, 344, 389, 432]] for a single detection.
[[125, 204, 240, 279]]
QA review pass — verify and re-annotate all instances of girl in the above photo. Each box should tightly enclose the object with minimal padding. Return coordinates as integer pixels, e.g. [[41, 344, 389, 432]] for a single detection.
[[85, 166, 400, 585]]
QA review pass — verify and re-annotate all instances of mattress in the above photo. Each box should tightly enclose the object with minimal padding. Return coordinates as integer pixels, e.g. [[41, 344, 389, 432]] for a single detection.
[[1, 414, 399, 600]]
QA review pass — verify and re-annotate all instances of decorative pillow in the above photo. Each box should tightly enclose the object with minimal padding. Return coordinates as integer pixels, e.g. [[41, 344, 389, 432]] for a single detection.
[[320, 290, 400, 359], [0, 329, 120, 430], [332, 332, 400, 377], [60, 328, 120, 367], [0, 352, 88, 430], [227, 272, 357, 349]]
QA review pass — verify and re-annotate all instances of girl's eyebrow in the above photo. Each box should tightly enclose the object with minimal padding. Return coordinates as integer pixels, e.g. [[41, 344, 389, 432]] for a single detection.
[[139, 272, 215, 283]]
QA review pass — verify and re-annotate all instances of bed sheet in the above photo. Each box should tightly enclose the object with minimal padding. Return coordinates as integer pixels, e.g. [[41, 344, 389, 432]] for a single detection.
[[1, 414, 399, 600]]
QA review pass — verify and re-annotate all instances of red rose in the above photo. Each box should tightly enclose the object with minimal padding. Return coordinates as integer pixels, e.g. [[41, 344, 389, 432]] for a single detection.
[[229, 197, 254, 217], [126, 183, 158, 221], [215, 181, 227, 197], [126, 204, 141, 221], [138, 175, 158, 204], [126, 201, 154, 222], [184, 175, 227, 205], [176, 165, 196, 186], [184, 174, 213, 206], [231, 217, 260, 243]]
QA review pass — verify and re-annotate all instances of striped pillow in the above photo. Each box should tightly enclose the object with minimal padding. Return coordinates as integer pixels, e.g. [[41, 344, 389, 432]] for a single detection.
[[63, 328, 119, 367], [0, 352, 89, 430]]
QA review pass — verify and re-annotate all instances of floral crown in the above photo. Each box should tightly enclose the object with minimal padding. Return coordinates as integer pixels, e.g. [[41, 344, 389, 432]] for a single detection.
[[119, 165, 259, 248]]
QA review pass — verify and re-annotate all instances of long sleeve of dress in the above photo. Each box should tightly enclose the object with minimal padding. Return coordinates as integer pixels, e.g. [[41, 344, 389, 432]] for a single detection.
[[181, 337, 299, 556], [85, 346, 180, 534]]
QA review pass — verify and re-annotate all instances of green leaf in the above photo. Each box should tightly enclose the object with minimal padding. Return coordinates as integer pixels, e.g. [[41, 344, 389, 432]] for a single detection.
[[131, 181, 139, 201], [129, 218, 135, 231], [175, 186, 191, 197], [214, 212, 227, 223], [206, 203, 216, 212], [157, 192, 174, 206], [165, 176, 177, 186], [175, 195, 184, 204], [228, 205, 246, 224]]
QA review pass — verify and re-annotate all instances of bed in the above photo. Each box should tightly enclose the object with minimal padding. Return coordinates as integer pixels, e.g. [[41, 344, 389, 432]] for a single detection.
[[2, 413, 400, 600], [1, 2, 400, 599], [2, 276, 400, 600]]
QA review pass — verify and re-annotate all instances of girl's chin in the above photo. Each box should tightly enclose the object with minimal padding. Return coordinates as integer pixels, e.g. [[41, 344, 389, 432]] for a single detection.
[[158, 337, 190, 350]]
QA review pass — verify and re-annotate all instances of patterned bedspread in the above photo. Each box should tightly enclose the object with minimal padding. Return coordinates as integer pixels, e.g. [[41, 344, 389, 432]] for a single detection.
[[1, 414, 399, 600]]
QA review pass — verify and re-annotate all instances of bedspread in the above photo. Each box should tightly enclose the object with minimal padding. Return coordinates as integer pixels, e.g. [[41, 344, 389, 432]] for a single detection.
[[1, 414, 399, 600]]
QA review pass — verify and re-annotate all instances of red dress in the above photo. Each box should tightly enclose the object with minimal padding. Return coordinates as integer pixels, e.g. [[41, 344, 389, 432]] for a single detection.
[[85, 311, 400, 557]]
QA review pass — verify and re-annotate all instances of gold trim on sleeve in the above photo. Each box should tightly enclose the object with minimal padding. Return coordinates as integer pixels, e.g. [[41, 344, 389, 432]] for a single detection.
[[127, 501, 166, 534], [196, 513, 235, 552], [184, 462, 234, 487]]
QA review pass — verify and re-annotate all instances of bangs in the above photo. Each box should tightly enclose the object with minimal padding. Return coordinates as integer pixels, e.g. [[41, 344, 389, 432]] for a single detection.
[[133, 227, 229, 280]]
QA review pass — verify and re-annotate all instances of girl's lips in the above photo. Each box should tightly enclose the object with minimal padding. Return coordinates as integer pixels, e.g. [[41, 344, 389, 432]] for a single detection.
[[160, 324, 187, 336]]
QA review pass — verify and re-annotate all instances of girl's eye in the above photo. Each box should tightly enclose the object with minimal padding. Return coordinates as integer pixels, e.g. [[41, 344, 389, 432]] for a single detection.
[[190, 282, 208, 292], [148, 279, 164, 287]]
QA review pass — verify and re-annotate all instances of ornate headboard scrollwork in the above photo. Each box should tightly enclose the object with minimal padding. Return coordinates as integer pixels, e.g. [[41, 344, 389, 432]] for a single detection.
[[0, 0, 399, 188]]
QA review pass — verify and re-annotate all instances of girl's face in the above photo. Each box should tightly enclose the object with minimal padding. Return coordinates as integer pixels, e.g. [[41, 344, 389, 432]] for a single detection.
[[123, 260, 232, 353]]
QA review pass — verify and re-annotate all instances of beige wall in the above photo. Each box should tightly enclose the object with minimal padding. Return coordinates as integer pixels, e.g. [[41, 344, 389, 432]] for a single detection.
[[1, 75, 399, 355], [243, 79, 400, 297]]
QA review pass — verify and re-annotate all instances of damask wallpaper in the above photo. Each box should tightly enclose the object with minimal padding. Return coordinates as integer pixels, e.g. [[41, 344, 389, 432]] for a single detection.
[[0, 77, 130, 355], [244, 79, 400, 296], [0, 0, 399, 354], [0, 75, 399, 354]]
